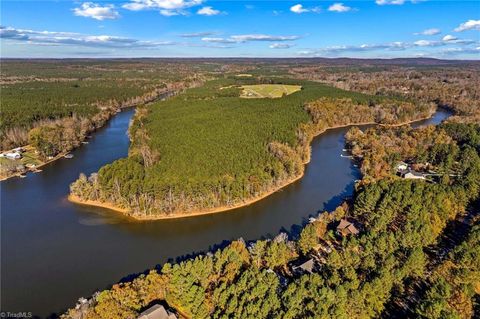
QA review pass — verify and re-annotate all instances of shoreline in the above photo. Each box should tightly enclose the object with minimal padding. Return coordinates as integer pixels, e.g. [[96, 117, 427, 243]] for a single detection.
[[69, 172, 305, 221], [68, 110, 437, 221], [0, 89, 179, 183], [0, 150, 68, 182], [68, 194, 131, 214]]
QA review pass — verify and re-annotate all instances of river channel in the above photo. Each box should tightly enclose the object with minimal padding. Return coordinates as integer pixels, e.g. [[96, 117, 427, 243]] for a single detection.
[[0, 108, 451, 317]]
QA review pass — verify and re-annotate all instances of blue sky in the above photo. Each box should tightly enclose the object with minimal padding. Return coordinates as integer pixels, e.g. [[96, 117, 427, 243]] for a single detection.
[[1, 1, 479, 59]]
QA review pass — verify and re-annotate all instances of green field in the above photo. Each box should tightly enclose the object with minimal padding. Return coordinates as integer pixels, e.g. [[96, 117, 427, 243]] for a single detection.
[[240, 84, 302, 98]]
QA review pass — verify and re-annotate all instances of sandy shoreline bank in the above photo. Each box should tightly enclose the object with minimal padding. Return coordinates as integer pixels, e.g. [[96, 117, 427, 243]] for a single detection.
[[69, 172, 305, 221], [68, 194, 131, 214], [68, 110, 437, 221]]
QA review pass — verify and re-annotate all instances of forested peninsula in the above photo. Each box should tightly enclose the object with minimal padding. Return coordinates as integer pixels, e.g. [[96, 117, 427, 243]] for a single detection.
[[69, 76, 435, 219]]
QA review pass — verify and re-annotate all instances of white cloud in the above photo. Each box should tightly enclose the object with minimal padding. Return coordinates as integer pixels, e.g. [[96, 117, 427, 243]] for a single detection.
[[376, 0, 405, 5], [376, 0, 424, 5], [290, 4, 320, 14], [269, 43, 294, 49], [201, 34, 301, 45], [197, 6, 221, 15], [122, 0, 203, 16], [159, 9, 180, 16], [413, 37, 475, 47], [440, 35, 475, 45], [0, 27, 78, 38], [201, 37, 236, 44], [442, 34, 457, 42], [440, 47, 480, 55], [0, 26, 173, 48], [297, 41, 413, 56], [230, 34, 300, 42], [414, 39, 443, 47], [414, 28, 441, 36], [295, 35, 480, 57], [73, 2, 120, 20], [180, 31, 216, 37], [290, 4, 308, 13], [328, 3, 352, 12], [454, 20, 480, 32]]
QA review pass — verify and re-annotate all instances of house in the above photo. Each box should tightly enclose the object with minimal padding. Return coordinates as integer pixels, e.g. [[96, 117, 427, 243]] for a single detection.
[[398, 169, 426, 180], [313, 242, 332, 254], [395, 162, 408, 171], [3, 152, 22, 160], [137, 304, 177, 319], [336, 219, 359, 237], [292, 258, 315, 274]]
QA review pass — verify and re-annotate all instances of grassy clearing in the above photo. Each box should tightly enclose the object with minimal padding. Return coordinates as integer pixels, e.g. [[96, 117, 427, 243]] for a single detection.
[[240, 84, 302, 98]]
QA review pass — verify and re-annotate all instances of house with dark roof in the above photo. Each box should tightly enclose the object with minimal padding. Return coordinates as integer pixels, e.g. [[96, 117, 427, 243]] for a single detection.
[[137, 304, 177, 319], [336, 219, 359, 237], [292, 258, 315, 275], [398, 169, 426, 180]]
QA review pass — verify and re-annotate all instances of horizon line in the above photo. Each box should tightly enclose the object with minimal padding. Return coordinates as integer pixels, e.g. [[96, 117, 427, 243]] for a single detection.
[[1, 56, 480, 62]]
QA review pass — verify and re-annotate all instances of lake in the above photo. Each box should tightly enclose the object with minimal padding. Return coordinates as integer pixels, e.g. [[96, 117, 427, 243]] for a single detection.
[[0, 108, 451, 317]]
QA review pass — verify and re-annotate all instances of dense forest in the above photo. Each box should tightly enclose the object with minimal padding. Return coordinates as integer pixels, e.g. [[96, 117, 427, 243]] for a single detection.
[[290, 63, 480, 123], [70, 76, 434, 218], [0, 60, 208, 179], [0, 60, 206, 152], [63, 122, 480, 319]]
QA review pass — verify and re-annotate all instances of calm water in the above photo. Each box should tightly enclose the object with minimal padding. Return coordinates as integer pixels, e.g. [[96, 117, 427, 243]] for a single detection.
[[0, 108, 451, 317]]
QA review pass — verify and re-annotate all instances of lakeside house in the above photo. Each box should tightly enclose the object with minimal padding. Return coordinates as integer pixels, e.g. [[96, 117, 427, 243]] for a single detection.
[[0, 151, 22, 160], [395, 162, 426, 180], [292, 258, 315, 275], [395, 162, 408, 171], [336, 219, 360, 237], [398, 169, 426, 180], [1, 147, 25, 160], [137, 304, 177, 319]]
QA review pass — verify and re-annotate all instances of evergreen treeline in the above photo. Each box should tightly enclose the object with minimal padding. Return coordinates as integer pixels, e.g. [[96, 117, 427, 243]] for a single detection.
[[415, 222, 480, 318], [1, 60, 203, 151], [70, 77, 434, 217], [63, 123, 480, 319]]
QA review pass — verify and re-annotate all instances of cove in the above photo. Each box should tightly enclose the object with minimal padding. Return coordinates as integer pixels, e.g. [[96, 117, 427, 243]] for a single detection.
[[0, 108, 451, 317]]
